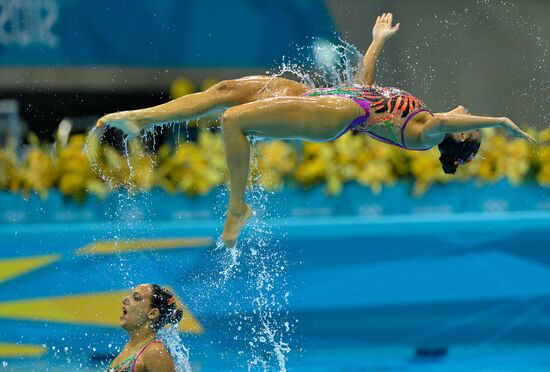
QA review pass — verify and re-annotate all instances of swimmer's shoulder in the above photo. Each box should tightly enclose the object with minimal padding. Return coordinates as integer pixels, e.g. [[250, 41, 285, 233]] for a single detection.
[[411, 111, 434, 125], [405, 111, 443, 148], [133, 341, 174, 372]]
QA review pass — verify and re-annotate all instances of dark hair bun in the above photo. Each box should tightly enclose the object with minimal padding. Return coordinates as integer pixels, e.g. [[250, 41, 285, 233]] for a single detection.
[[150, 284, 184, 330], [437, 132, 481, 175], [439, 153, 458, 174]]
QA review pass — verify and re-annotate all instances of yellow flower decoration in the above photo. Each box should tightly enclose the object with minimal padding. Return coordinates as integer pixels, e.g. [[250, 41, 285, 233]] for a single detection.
[[256, 141, 297, 190], [1, 125, 549, 202]]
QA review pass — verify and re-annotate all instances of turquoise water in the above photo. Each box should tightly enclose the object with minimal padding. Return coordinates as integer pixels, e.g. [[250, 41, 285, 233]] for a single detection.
[[2, 183, 550, 370]]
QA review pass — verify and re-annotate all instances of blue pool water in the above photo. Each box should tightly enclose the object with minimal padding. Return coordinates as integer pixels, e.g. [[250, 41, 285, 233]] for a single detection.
[[1, 182, 550, 370]]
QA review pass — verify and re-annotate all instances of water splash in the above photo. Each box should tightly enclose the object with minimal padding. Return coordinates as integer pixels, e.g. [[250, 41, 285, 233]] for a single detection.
[[247, 252, 291, 371], [240, 187, 293, 372], [84, 127, 194, 371], [216, 134, 294, 371], [273, 37, 364, 88], [158, 328, 192, 372], [215, 236, 241, 281]]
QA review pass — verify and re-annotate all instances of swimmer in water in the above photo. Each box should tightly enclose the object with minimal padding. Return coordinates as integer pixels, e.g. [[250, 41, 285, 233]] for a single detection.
[[96, 13, 535, 248], [108, 284, 183, 372]]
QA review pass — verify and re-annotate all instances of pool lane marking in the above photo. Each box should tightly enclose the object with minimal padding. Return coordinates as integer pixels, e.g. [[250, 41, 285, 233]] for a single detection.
[[0, 290, 203, 334], [76, 237, 213, 255], [0, 342, 46, 358], [0, 254, 61, 284]]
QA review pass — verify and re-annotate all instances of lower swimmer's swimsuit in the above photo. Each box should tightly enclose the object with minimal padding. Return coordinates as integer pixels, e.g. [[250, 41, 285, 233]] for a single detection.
[[305, 84, 434, 150], [108, 339, 162, 372]]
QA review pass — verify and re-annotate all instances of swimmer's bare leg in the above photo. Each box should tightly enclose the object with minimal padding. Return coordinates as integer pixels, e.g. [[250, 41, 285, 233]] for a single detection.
[[95, 76, 308, 136], [220, 96, 360, 248]]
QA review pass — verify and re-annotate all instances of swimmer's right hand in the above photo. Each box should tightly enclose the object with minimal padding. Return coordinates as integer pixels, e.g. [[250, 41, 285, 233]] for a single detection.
[[373, 13, 400, 42], [502, 117, 537, 143]]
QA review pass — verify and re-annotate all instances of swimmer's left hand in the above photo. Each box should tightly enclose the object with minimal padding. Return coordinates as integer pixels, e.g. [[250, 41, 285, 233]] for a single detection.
[[503, 117, 537, 143], [373, 13, 400, 42]]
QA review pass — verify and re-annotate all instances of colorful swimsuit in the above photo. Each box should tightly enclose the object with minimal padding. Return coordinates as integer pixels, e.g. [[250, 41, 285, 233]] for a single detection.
[[305, 84, 434, 150], [108, 339, 162, 372]]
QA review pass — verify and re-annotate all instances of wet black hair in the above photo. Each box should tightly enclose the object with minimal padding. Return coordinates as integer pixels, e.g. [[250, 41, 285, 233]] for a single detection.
[[437, 132, 481, 175], [150, 284, 184, 331]]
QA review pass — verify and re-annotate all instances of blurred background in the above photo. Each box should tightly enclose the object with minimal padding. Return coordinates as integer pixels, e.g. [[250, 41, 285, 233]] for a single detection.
[[1, 0, 550, 371]]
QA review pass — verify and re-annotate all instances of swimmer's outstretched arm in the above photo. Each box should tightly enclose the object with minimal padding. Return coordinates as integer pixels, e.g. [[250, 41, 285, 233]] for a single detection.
[[422, 113, 536, 143], [360, 13, 400, 85], [435, 105, 471, 116]]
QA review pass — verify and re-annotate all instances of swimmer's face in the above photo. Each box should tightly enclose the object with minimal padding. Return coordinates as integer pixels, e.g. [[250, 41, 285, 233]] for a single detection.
[[120, 284, 159, 330], [450, 129, 481, 143]]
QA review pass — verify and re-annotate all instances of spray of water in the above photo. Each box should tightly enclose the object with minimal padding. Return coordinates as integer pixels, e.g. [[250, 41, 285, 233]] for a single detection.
[[215, 236, 241, 281], [273, 36, 364, 88], [158, 328, 192, 372], [221, 137, 294, 371], [84, 126, 193, 371]]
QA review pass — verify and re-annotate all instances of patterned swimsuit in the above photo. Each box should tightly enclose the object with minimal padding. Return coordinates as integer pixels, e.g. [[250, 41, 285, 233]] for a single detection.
[[305, 84, 434, 150], [108, 339, 163, 372]]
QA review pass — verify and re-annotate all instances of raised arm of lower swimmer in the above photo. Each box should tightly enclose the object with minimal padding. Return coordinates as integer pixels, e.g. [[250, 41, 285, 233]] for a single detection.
[[422, 113, 536, 143], [360, 13, 400, 85]]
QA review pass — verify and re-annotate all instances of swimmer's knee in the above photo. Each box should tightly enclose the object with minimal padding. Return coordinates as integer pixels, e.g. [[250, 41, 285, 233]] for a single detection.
[[208, 80, 247, 106], [209, 80, 237, 94], [221, 107, 252, 135], [221, 108, 239, 130]]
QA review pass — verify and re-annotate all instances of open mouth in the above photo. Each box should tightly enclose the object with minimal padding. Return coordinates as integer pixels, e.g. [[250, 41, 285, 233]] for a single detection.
[[121, 306, 128, 319]]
